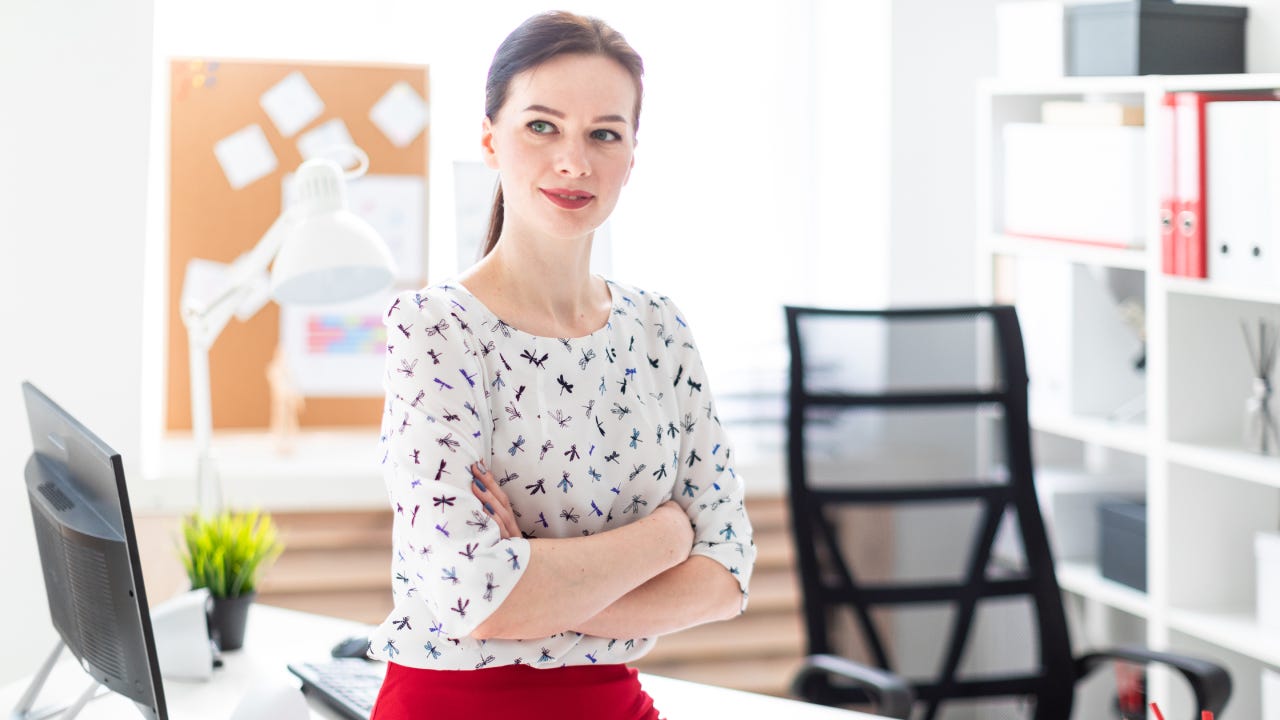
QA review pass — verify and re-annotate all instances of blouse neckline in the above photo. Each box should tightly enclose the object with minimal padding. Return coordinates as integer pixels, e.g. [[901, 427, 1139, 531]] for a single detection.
[[445, 276, 618, 342]]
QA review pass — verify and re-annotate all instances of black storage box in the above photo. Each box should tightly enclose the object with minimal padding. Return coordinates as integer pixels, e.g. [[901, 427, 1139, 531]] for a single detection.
[[1099, 500, 1147, 592], [1066, 0, 1247, 76]]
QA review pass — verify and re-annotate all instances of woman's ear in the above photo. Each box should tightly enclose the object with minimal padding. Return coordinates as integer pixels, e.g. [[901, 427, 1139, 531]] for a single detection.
[[481, 116, 500, 170]]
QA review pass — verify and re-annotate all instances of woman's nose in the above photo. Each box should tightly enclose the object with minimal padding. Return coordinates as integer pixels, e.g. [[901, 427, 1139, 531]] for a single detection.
[[556, 140, 590, 177]]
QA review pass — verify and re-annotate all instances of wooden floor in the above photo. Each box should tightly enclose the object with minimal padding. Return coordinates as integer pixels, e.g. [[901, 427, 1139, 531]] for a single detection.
[[256, 496, 807, 697]]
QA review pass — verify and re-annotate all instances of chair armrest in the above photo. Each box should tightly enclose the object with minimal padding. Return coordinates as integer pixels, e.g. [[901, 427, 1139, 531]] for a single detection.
[[791, 653, 915, 719], [1075, 644, 1231, 719]]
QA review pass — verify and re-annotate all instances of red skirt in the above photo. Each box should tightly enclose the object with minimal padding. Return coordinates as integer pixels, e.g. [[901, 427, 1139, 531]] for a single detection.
[[370, 661, 663, 720]]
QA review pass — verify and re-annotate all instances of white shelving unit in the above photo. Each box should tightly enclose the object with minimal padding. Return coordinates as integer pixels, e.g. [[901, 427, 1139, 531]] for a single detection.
[[977, 74, 1280, 720]]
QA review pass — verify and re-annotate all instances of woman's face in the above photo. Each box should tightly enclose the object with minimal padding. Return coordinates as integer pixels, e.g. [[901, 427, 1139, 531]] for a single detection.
[[482, 53, 637, 245]]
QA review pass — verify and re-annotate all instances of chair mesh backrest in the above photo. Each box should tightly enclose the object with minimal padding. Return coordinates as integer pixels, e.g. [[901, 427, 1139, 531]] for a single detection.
[[784, 306, 1075, 720]]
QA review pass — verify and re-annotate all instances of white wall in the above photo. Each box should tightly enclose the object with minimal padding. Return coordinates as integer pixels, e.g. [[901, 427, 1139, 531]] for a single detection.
[[890, 0, 999, 307], [0, 0, 155, 684]]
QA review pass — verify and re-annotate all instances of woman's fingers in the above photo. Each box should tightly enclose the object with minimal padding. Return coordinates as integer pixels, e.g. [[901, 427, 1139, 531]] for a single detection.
[[471, 461, 519, 538], [475, 458, 515, 511]]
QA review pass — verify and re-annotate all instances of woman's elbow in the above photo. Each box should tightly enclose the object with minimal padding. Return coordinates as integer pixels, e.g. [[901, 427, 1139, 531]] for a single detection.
[[469, 612, 506, 640], [706, 563, 747, 621], [470, 607, 545, 641]]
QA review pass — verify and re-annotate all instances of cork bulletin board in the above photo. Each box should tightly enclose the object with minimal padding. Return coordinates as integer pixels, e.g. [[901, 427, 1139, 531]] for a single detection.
[[167, 58, 429, 431]]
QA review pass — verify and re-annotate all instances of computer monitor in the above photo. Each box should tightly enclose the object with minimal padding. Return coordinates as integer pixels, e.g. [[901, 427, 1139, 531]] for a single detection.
[[18, 381, 168, 719]]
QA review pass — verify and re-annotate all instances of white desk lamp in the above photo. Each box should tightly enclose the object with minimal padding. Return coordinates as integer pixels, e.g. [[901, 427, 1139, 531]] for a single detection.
[[181, 146, 395, 512]]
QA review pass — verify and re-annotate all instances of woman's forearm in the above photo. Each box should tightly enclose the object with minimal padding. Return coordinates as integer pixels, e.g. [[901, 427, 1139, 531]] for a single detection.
[[569, 555, 742, 639], [470, 503, 692, 640]]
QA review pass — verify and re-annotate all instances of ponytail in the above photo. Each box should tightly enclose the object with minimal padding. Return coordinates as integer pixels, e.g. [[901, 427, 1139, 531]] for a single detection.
[[480, 184, 503, 259]]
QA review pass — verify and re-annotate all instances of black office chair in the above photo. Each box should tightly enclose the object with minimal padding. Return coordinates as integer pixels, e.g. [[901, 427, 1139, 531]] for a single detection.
[[783, 305, 1230, 720]]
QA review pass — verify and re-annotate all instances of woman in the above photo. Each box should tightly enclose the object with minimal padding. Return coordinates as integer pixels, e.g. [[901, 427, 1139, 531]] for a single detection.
[[369, 11, 755, 719]]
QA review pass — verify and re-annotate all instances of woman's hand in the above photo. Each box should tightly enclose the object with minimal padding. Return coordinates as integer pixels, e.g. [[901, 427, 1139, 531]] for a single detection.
[[470, 460, 521, 538]]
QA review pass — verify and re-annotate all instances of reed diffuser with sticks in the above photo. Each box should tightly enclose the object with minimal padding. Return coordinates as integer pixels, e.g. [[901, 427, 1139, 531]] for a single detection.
[[1241, 317, 1279, 455]]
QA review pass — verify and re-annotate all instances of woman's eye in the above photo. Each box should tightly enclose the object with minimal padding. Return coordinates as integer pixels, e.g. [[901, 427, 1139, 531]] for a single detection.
[[591, 129, 621, 142], [528, 120, 556, 134]]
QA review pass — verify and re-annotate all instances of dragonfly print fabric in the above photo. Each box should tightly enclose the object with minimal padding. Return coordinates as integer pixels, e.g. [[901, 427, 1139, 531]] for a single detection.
[[367, 279, 756, 670]]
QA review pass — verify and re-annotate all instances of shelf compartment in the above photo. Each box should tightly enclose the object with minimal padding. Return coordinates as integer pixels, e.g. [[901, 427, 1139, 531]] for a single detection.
[[987, 234, 1149, 271], [1057, 560, 1151, 617], [1166, 630, 1271, 720], [1167, 440, 1280, 491], [1169, 609, 1280, 668], [1032, 414, 1149, 455], [1165, 293, 1280, 449], [1166, 466, 1279, 626]]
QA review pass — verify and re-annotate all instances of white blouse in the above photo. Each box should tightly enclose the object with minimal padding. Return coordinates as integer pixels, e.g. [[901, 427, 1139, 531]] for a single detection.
[[367, 279, 756, 670]]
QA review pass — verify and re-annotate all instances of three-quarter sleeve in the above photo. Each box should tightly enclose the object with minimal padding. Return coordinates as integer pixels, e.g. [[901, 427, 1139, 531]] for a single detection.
[[380, 289, 530, 638], [662, 299, 757, 612]]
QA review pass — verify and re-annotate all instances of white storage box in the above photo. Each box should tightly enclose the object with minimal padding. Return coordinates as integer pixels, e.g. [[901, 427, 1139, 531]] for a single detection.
[[1014, 257, 1146, 419], [1264, 665, 1280, 720], [997, 1, 1065, 79], [993, 466, 1144, 564], [1002, 123, 1146, 248], [1259, 531, 1280, 633]]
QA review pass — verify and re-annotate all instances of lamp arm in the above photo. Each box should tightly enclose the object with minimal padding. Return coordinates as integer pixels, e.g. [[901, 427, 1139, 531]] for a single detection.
[[180, 207, 296, 347], [179, 206, 296, 512]]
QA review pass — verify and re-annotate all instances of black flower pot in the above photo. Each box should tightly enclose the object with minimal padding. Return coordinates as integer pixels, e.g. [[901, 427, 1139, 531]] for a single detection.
[[208, 591, 255, 651]]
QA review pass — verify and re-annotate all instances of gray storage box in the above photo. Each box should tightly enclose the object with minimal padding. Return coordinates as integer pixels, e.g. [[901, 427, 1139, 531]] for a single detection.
[[1067, 0, 1247, 77], [1099, 500, 1147, 592]]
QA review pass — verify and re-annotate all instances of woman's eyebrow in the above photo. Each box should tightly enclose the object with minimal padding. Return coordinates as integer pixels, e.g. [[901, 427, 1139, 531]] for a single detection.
[[523, 104, 628, 124]]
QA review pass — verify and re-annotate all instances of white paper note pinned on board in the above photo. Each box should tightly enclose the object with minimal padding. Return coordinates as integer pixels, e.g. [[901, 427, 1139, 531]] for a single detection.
[[297, 118, 358, 165], [259, 71, 324, 138], [213, 124, 278, 190], [369, 81, 429, 147]]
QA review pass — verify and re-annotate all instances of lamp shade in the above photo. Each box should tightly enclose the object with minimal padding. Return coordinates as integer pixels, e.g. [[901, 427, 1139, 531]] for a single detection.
[[270, 210, 395, 304], [269, 156, 396, 305]]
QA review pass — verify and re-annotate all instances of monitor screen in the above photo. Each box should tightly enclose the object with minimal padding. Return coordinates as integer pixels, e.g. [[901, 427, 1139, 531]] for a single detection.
[[22, 381, 168, 719]]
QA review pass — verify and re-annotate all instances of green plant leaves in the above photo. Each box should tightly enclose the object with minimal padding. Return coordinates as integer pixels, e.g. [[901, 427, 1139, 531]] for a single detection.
[[178, 509, 284, 598]]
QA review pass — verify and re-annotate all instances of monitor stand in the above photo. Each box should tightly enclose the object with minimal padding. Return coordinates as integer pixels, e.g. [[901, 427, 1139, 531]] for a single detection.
[[10, 642, 106, 720]]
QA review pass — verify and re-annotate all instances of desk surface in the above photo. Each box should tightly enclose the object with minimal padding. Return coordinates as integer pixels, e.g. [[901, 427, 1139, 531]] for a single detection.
[[1, 605, 885, 719]]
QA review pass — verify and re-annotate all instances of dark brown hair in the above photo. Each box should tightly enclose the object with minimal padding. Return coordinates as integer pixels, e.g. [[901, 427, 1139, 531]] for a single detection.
[[479, 11, 644, 258]]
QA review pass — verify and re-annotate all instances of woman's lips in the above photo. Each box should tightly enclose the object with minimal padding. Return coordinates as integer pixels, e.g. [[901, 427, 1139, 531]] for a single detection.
[[540, 188, 595, 210]]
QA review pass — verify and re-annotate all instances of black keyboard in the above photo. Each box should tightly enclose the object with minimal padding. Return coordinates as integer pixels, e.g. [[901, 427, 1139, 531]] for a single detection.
[[288, 658, 386, 720]]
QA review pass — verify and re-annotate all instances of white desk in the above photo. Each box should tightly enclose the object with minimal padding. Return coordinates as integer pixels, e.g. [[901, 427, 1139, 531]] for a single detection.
[[3, 605, 885, 719]]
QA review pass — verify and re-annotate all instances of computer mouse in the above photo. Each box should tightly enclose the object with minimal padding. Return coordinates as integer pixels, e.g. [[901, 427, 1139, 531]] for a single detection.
[[331, 634, 372, 659]]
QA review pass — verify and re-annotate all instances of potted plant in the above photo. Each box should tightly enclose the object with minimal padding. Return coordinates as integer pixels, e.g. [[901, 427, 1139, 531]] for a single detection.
[[178, 509, 284, 651]]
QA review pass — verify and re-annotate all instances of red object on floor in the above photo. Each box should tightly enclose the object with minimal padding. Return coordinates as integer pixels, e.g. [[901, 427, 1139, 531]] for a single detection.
[[370, 661, 662, 720]]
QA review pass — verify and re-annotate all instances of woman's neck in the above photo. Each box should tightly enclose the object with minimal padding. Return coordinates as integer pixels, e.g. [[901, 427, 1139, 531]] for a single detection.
[[462, 229, 609, 337]]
